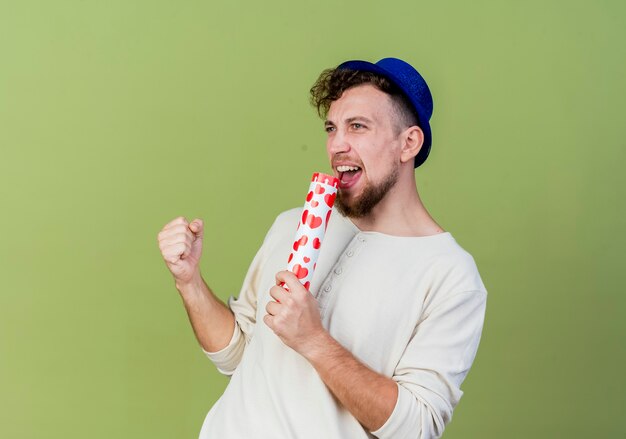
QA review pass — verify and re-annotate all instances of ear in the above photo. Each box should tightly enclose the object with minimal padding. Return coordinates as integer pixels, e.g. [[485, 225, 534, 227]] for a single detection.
[[399, 125, 424, 164]]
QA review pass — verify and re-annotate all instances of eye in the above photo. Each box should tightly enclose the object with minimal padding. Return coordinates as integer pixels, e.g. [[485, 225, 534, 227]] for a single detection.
[[351, 123, 365, 130], [325, 125, 336, 133]]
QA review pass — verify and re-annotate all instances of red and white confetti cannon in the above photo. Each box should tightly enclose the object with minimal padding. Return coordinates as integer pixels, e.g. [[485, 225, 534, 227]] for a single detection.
[[286, 172, 339, 291]]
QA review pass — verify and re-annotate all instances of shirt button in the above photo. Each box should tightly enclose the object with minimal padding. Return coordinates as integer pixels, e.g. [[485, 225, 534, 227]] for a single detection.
[[324, 285, 332, 292], [346, 250, 354, 257], [334, 267, 342, 275], [357, 236, 366, 243]]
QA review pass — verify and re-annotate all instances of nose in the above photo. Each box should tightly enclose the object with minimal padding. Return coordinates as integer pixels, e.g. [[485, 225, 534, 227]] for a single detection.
[[326, 127, 350, 157]]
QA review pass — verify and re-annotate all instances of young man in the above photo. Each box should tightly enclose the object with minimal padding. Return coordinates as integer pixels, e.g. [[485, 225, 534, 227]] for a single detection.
[[157, 57, 487, 439]]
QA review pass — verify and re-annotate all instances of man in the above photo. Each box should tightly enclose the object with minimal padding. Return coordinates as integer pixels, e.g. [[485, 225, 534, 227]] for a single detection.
[[157, 57, 487, 439]]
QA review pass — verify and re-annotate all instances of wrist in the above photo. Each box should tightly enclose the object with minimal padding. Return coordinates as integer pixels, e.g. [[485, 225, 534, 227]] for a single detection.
[[301, 329, 334, 363], [175, 271, 205, 295]]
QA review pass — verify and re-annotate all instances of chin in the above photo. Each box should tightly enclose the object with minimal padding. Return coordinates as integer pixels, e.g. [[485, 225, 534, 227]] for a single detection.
[[336, 166, 399, 218], [336, 193, 367, 219]]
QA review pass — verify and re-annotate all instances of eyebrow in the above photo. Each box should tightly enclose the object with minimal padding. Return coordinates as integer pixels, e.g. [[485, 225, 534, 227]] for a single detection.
[[324, 116, 375, 126]]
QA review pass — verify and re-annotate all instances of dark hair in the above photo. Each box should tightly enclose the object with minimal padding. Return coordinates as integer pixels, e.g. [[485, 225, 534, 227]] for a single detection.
[[309, 68, 419, 133]]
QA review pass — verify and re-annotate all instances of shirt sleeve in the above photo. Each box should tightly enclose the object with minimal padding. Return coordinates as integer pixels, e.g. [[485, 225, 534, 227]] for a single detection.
[[202, 215, 281, 376], [371, 289, 487, 439]]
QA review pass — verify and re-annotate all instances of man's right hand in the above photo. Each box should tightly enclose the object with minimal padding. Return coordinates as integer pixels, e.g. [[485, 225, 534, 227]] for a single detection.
[[157, 216, 236, 354], [157, 216, 204, 286]]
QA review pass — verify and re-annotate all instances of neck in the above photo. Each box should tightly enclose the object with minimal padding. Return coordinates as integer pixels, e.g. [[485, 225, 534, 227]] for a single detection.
[[349, 171, 444, 237]]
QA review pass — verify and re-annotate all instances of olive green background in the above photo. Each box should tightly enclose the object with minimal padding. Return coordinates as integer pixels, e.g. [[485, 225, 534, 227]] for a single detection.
[[1, 0, 624, 437]]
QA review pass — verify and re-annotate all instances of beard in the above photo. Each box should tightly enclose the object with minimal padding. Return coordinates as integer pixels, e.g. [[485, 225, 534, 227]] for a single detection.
[[335, 164, 399, 219]]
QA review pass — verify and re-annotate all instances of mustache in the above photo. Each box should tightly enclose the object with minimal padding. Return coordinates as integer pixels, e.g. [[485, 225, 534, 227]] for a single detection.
[[331, 153, 364, 168]]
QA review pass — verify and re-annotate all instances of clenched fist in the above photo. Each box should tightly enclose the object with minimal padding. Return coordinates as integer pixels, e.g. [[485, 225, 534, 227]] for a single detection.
[[157, 216, 204, 285]]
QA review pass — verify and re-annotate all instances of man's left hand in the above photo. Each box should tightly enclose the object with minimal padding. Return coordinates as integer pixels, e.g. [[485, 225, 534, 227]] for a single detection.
[[263, 270, 327, 357]]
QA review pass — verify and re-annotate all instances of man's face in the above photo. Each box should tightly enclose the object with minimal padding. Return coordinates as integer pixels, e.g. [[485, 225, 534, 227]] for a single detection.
[[325, 84, 403, 218]]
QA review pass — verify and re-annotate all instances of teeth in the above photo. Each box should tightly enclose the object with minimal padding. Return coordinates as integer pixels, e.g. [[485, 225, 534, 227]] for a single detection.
[[337, 165, 361, 172]]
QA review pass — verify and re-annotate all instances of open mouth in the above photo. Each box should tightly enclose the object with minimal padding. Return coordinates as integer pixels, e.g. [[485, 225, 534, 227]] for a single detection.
[[336, 165, 362, 189]]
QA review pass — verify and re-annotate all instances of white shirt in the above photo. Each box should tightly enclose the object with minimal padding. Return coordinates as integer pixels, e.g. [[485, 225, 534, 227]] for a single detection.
[[200, 207, 487, 439]]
